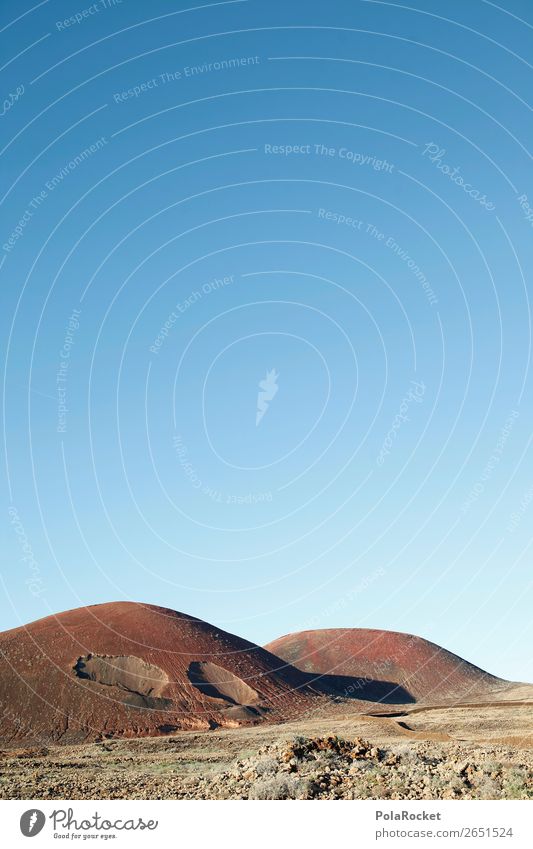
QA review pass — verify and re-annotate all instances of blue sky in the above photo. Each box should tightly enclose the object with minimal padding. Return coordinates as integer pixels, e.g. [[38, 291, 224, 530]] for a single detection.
[[1, 0, 532, 680]]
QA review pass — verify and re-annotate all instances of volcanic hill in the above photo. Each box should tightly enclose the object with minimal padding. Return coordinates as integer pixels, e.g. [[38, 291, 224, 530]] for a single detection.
[[0, 602, 316, 744], [265, 628, 506, 704]]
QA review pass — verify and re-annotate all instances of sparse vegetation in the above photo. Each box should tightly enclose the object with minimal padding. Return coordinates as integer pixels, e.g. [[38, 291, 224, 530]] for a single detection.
[[501, 767, 532, 800], [1, 719, 531, 800], [212, 734, 533, 800], [248, 775, 301, 800]]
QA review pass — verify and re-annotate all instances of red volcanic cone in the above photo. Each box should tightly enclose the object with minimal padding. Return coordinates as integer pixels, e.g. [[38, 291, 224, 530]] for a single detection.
[[265, 628, 505, 704], [0, 602, 316, 744]]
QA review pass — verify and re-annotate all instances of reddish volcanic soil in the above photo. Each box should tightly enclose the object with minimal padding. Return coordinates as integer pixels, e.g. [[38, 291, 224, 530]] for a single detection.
[[0, 603, 317, 744], [0, 607, 519, 747], [265, 628, 506, 703]]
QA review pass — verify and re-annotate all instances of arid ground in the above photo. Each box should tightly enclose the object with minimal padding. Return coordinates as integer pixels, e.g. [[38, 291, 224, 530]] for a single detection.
[[1, 604, 532, 800], [2, 695, 532, 800]]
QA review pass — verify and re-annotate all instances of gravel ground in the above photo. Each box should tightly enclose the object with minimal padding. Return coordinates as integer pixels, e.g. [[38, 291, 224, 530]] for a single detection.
[[210, 735, 533, 800], [1, 730, 532, 800]]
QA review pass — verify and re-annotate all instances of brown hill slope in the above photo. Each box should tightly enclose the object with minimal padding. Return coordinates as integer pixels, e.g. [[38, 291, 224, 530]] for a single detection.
[[265, 628, 506, 704], [0, 602, 317, 744]]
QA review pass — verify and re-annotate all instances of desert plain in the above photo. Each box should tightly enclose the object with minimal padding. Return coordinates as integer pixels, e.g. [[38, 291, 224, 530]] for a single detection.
[[0, 602, 531, 800]]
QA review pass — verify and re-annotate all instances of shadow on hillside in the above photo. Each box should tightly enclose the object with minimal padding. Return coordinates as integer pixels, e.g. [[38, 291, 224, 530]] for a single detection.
[[310, 673, 416, 704]]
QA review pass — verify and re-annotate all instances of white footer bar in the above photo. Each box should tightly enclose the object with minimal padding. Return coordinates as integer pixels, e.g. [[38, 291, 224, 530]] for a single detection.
[[2, 799, 532, 848]]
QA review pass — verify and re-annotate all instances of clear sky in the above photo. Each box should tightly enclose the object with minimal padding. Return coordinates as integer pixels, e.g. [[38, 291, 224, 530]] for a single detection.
[[1, 0, 532, 681]]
